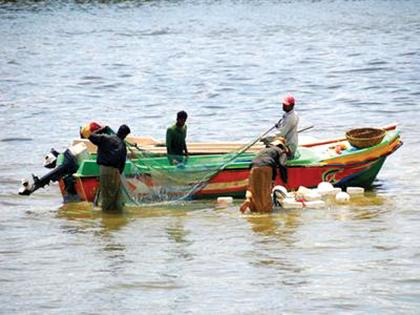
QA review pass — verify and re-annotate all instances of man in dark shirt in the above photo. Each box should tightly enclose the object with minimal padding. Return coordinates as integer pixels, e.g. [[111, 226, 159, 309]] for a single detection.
[[166, 111, 189, 165], [240, 140, 288, 213], [89, 124, 130, 212]]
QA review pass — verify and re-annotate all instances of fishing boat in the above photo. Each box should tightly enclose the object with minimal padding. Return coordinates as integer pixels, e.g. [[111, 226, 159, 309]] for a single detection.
[[28, 123, 400, 203]]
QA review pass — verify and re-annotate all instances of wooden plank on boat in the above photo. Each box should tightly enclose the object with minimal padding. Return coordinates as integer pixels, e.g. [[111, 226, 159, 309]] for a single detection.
[[126, 135, 161, 146], [71, 123, 397, 155], [72, 139, 265, 154]]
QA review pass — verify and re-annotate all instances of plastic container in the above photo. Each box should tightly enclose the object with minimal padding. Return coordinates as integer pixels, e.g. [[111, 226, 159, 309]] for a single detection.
[[336, 192, 350, 204], [296, 186, 313, 199], [216, 196, 233, 207], [304, 200, 326, 209], [297, 186, 312, 195], [322, 187, 342, 197], [346, 187, 365, 196], [303, 191, 322, 201], [317, 182, 335, 196], [280, 198, 304, 209]]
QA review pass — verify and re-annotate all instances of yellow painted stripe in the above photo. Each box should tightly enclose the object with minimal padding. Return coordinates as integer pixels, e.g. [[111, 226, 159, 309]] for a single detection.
[[322, 138, 401, 165], [203, 179, 249, 191]]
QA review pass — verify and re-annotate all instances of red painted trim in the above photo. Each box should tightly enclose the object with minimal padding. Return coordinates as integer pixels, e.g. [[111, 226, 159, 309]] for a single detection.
[[75, 158, 381, 202], [70, 123, 400, 203]]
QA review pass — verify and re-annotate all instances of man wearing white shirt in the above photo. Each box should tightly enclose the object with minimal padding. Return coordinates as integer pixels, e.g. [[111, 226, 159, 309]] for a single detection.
[[275, 95, 299, 159]]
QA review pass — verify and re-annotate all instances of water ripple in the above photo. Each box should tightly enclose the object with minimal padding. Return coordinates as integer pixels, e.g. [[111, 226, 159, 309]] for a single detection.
[[1, 0, 420, 313], [1, 137, 33, 142]]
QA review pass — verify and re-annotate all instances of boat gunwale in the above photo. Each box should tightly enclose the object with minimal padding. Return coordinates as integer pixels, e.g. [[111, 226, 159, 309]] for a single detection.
[[71, 124, 401, 178]]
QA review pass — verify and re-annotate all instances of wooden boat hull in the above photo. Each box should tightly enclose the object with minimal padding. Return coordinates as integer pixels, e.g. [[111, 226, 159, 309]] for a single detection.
[[62, 125, 401, 202], [197, 156, 388, 199], [61, 155, 389, 202]]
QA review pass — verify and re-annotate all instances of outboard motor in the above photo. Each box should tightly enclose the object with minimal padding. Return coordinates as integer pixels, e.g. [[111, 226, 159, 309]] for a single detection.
[[43, 148, 60, 169], [18, 142, 88, 197]]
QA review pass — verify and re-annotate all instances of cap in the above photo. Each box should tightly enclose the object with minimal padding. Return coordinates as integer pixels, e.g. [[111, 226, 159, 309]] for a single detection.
[[282, 95, 295, 106]]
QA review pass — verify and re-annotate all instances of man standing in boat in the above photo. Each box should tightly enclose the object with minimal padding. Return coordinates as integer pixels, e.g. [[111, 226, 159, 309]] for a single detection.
[[275, 95, 299, 159], [88, 124, 131, 212], [166, 110, 189, 165], [240, 139, 289, 213]]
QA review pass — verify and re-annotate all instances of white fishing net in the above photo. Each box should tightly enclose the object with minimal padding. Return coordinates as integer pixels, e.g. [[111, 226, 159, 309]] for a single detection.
[[120, 148, 254, 206]]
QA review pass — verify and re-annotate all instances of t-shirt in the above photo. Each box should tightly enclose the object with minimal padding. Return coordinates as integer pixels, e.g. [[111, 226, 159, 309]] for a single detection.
[[251, 146, 287, 181], [89, 133, 127, 174], [166, 124, 187, 156], [277, 109, 299, 157]]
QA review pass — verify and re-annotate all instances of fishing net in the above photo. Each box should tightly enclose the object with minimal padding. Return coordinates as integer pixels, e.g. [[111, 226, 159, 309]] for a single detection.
[[117, 123, 293, 206], [86, 119, 313, 207], [79, 122, 282, 207], [119, 144, 255, 206]]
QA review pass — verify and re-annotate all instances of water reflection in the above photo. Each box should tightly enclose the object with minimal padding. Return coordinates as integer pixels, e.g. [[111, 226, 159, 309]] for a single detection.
[[330, 193, 392, 221], [245, 209, 302, 240], [245, 213, 279, 235], [56, 203, 130, 276], [244, 210, 306, 278], [56, 201, 195, 257], [165, 219, 189, 244], [57, 202, 129, 233]]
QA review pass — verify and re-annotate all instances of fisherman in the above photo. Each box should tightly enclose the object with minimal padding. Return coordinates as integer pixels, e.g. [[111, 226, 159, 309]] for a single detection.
[[275, 95, 299, 159], [166, 110, 189, 165], [240, 139, 289, 213], [88, 124, 131, 212]]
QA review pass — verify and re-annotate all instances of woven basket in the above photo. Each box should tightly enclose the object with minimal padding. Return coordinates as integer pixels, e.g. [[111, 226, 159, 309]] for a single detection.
[[346, 128, 386, 149]]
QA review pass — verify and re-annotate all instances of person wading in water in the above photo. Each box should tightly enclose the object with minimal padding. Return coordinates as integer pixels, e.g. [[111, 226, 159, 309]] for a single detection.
[[240, 139, 288, 213], [88, 124, 131, 212]]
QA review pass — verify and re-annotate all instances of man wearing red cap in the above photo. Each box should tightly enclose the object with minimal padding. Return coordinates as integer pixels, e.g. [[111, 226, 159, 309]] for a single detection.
[[240, 96, 298, 213], [275, 95, 299, 158]]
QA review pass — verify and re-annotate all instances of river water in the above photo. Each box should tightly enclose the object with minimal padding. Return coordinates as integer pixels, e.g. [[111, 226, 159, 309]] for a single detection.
[[1, 0, 420, 313]]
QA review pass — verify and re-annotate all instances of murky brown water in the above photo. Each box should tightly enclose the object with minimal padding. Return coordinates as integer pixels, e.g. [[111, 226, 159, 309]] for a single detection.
[[1, 0, 420, 313]]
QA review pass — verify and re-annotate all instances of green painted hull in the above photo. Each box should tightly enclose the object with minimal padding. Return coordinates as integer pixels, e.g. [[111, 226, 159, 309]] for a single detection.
[[58, 128, 402, 202]]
